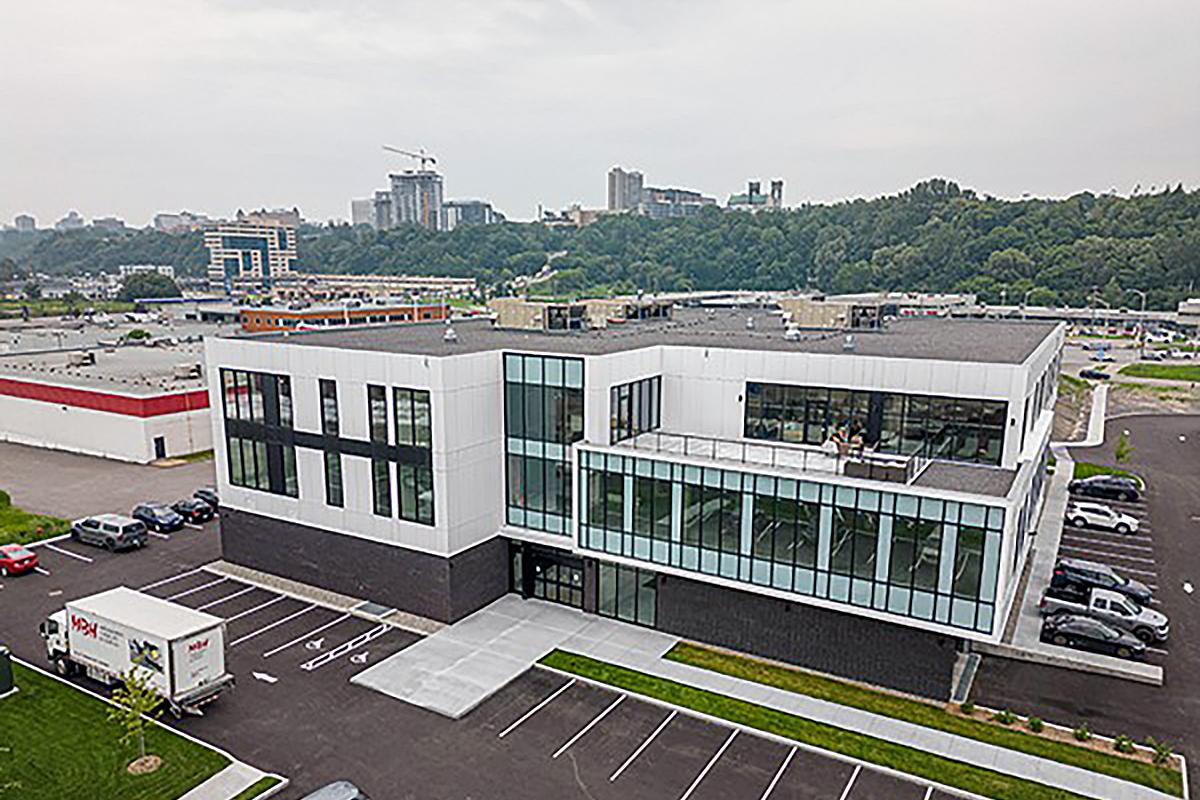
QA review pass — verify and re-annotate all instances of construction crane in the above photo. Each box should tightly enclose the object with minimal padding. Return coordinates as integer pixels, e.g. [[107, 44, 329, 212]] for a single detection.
[[382, 145, 437, 171]]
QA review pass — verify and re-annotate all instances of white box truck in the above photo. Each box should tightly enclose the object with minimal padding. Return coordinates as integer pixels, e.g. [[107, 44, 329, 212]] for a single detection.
[[39, 586, 235, 716]]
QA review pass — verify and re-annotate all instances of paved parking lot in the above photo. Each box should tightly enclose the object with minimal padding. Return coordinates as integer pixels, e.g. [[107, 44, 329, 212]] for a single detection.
[[1055, 495, 1171, 662], [975, 414, 1200, 790]]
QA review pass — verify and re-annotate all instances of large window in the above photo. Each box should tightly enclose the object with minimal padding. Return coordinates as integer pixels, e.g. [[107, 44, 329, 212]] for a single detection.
[[744, 382, 1007, 466], [504, 353, 584, 534], [220, 368, 298, 498], [394, 388, 432, 448], [324, 451, 344, 508], [580, 450, 1004, 634], [610, 375, 662, 443], [596, 563, 657, 627], [364, 384, 434, 525]]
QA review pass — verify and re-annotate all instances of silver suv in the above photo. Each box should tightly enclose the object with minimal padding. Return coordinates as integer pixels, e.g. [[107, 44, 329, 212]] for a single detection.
[[70, 514, 148, 552]]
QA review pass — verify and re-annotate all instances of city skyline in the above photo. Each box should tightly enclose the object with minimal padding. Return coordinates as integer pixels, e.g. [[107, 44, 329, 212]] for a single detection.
[[2, 1, 1197, 226]]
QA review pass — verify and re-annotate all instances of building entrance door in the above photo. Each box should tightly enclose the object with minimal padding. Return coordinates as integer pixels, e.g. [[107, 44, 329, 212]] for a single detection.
[[510, 542, 584, 609], [153, 436, 166, 459]]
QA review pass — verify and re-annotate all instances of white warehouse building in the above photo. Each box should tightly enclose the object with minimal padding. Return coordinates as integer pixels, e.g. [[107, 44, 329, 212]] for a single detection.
[[204, 306, 1062, 696]]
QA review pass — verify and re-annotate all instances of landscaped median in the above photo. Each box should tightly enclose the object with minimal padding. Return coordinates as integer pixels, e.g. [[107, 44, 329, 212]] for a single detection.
[[1119, 363, 1200, 382], [0, 489, 70, 546], [0, 663, 229, 800], [231, 776, 283, 800], [665, 643, 1182, 797], [539, 649, 1182, 800]]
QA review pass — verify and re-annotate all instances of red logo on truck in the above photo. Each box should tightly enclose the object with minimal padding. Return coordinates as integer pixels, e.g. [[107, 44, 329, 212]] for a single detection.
[[188, 639, 209, 653], [70, 614, 98, 638]]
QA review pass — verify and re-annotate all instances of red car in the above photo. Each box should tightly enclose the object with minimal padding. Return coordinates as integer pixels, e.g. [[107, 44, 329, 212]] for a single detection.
[[0, 544, 38, 576]]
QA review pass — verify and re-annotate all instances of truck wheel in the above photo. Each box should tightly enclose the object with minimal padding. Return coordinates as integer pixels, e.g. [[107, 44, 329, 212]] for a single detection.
[[53, 658, 72, 677], [1115, 523, 1130, 535], [1071, 517, 1086, 528], [1134, 627, 1154, 643], [105, 539, 116, 552], [1117, 646, 1132, 659], [1052, 634, 1068, 646]]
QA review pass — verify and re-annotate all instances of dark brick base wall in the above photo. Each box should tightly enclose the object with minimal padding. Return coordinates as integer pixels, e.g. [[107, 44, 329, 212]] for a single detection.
[[656, 574, 960, 698], [219, 508, 508, 624]]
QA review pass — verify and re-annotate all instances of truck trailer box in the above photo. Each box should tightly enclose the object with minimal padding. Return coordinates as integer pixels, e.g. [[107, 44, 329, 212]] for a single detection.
[[64, 587, 229, 703]]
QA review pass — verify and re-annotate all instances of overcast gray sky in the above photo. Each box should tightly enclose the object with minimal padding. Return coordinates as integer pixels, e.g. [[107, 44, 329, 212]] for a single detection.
[[2, 0, 1197, 226]]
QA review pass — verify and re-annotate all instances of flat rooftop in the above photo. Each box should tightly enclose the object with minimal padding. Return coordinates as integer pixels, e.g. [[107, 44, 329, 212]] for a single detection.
[[0, 340, 207, 395], [250, 307, 1059, 365], [912, 461, 1018, 498]]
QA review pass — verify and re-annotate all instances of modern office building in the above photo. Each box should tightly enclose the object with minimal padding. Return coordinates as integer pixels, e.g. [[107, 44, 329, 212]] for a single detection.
[[205, 305, 1061, 696], [728, 180, 785, 212], [204, 219, 298, 292], [350, 199, 376, 229], [607, 166, 645, 212], [640, 186, 719, 219], [238, 301, 450, 333], [386, 171, 444, 231], [154, 210, 211, 233]]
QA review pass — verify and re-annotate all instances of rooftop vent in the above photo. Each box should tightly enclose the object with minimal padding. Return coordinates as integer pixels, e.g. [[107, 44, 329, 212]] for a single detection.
[[784, 325, 802, 341], [843, 334, 857, 352], [67, 351, 96, 367], [746, 316, 755, 330], [173, 363, 202, 380], [443, 325, 458, 343]]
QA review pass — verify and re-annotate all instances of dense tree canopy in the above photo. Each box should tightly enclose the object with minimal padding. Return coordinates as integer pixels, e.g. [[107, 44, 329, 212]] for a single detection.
[[3, 179, 1197, 309], [117, 271, 181, 301]]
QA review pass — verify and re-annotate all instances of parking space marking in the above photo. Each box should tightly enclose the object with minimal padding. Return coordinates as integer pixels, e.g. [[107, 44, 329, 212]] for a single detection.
[[610, 709, 677, 782], [838, 764, 862, 800], [147, 531, 171, 540], [44, 544, 93, 563], [226, 595, 286, 623], [262, 613, 352, 658], [679, 729, 738, 800], [1147, 646, 1169, 656], [498, 679, 577, 739], [195, 585, 256, 611], [758, 745, 796, 800], [552, 694, 626, 759], [299, 624, 388, 671], [229, 604, 318, 647], [1057, 544, 1156, 564], [923, 787, 933, 800], [33, 567, 51, 576], [1060, 535, 1154, 553], [185, 523, 204, 530], [139, 567, 205, 591], [168, 576, 227, 600]]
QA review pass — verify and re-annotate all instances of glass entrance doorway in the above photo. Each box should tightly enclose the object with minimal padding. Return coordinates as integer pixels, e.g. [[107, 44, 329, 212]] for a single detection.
[[510, 542, 584, 609]]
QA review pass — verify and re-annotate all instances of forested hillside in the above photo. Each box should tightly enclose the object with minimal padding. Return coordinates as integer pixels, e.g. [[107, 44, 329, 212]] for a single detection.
[[4, 179, 1197, 309]]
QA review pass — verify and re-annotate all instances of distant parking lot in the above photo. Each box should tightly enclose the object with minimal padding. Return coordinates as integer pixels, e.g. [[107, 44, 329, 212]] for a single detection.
[[0, 441, 216, 520]]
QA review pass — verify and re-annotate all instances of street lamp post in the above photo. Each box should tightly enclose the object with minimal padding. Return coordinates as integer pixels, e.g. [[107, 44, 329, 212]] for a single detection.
[[1127, 289, 1147, 358], [1022, 288, 1036, 320]]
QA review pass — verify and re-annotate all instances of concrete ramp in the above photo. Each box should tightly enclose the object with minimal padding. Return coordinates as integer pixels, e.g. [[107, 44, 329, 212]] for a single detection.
[[350, 594, 677, 718]]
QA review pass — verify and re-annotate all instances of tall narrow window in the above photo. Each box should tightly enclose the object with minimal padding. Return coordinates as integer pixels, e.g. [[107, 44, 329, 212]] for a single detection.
[[324, 451, 344, 507], [372, 459, 392, 516], [368, 385, 389, 443], [319, 379, 339, 436]]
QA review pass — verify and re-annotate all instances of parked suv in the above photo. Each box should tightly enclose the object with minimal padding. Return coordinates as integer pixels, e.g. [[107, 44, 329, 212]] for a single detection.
[[1051, 558, 1152, 606], [1068, 474, 1141, 502], [131, 503, 184, 533], [1064, 501, 1138, 535], [194, 487, 219, 510], [172, 498, 214, 524], [70, 514, 148, 551]]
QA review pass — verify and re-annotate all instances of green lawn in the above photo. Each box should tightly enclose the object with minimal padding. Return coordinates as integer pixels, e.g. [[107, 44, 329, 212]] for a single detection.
[[0, 490, 70, 545], [540, 650, 1096, 800], [231, 777, 282, 800], [1072, 462, 1141, 484], [1118, 363, 1200, 382], [0, 300, 135, 319], [0, 663, 229, 800], [666, 643, 1181, 796]]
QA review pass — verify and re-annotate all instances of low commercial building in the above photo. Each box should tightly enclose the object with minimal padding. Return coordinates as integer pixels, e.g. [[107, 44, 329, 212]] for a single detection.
[[239, 301, 450, 333], [205, 305, 1061, 696], [0, 342, 212, 463]]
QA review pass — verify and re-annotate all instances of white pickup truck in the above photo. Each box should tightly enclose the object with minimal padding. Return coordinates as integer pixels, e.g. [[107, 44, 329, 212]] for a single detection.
[[1039, 586, 1169, 643], [39, 586, 235, 716]]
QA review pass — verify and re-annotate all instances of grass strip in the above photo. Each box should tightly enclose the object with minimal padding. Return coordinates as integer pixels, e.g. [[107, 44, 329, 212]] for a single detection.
[[540, 650, 1098, 800], [0, 663, 229, 800], [666, 643, 1181, 796], [0, 490, 70, 545], [231, 776, 283, 800], [1118, 363, 1200, 382], [1071, 462, 1142, 485]]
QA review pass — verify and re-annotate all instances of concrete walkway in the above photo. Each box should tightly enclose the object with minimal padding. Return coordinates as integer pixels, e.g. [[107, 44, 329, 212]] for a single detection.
[[178, 761, 275, 800], [355, 594, 1175, 800]]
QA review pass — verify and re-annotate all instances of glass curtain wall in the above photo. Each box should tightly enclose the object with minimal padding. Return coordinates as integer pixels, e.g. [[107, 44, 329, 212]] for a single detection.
[[579, 449, 1003, 634], [610, 375, 662, 444], [504, 353, 584, 534], [744, 382, 1007, 466]]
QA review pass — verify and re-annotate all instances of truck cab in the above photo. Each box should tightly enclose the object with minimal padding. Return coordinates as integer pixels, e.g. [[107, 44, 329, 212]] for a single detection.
[[1039, 586, 1168, 642], [39, 610, 69, 671]]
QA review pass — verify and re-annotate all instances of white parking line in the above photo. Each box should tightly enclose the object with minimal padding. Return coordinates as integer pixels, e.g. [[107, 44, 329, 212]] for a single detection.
[[299, 624, 388, 671], [1060, 535, 1154, 553], [139, 567, 205, 591], [148, 531, 171, 540], [185, 523, 204, 530], [229, 604, 318, 647], [611, 709, 677, 782], [262, 613, 352, 658], [1147, 646, 1169, 656], [552, 694, 626, 759], [195, 586, 256, 611], [33, 567, 51, 576], [758, 745, 796, 800], [923, 787, 933, 800], [499, 679, 577, 739], [44, 544, 93, 563], [680, 729, 738, 800], [838, 764, 862, 800], [168, 577, 227, 600], [226, 594, 285, 623], [1057, 545, 1156, 564]]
